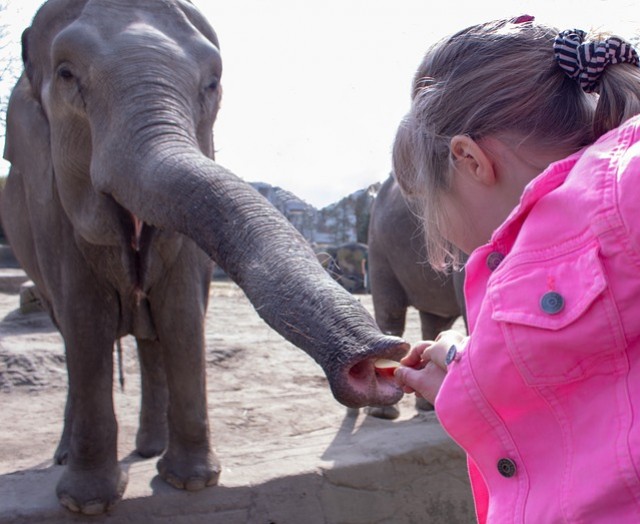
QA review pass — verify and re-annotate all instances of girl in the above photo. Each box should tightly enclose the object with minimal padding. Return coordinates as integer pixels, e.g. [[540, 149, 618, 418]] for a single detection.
[[392, 15, 640, 523]]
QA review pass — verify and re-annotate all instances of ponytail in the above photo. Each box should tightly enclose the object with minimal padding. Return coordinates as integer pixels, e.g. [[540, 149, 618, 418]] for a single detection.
[[595, 64, 640, 138], [553, 29, 640, 138]]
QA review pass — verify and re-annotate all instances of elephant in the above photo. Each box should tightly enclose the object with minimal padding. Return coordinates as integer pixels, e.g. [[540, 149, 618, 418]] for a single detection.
[[316, 242, 368, 294], [365, 173, 466, 418], [0, 0, 409, 514]]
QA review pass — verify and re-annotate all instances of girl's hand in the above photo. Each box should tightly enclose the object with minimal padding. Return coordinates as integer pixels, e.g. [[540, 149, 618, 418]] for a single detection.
[[394, 330, 468, 405]]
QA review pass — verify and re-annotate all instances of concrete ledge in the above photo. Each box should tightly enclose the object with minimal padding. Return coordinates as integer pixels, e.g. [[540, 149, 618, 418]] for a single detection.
[[0, 269, 29, 295], [0, 245, 20, 269], [0, 411, 475, 524], [0, 282, 473, 523]]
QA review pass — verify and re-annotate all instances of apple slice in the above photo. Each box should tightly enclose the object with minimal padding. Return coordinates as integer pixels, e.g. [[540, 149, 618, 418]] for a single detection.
[[374, 358, 401, 377]]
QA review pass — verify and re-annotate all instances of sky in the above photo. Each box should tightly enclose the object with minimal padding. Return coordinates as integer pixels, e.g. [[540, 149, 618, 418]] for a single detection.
[[1, 0, 639, 208]]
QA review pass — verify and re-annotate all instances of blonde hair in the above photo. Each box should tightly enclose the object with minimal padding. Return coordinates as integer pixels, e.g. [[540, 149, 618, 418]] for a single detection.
[[393, 18, 640, 270]]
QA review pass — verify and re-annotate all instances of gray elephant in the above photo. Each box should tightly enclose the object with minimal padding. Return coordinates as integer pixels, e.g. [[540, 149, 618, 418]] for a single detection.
[[365, 173, 466, 418], [369, 173, 465, 338], [1, 0, 408, 515], [316, 242, 368, 293]]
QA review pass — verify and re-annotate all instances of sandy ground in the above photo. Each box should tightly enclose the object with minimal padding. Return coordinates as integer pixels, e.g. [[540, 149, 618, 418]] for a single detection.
[[0, 276, 468, 521]]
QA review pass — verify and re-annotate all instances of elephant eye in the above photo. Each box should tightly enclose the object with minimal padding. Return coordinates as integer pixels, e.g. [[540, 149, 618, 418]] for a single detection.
[[57, 66, 74, 81], [206, 78, 219, 91]]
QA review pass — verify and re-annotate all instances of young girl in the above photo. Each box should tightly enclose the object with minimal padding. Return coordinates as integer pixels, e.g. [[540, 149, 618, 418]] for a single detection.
[[391, 16, 640, 523]]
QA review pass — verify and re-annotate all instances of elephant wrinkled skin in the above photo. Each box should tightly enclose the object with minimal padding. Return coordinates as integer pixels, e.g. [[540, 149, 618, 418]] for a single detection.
[[1, 0, 408, 514]]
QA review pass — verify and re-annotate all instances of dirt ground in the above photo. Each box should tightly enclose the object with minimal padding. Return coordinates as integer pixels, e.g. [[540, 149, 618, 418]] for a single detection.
[[0, 275, 468, 521]]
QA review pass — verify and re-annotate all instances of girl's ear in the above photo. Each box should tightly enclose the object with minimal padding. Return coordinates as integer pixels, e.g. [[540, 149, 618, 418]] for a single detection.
[[450, 135, 496, 186]]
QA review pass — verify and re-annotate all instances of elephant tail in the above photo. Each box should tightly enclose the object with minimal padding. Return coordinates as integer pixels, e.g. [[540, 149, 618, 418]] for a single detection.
[[116, 339, 125, 391]]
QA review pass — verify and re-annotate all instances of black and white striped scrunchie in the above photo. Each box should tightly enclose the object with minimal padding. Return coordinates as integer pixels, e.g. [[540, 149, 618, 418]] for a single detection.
[[553, 29, 639, 92]]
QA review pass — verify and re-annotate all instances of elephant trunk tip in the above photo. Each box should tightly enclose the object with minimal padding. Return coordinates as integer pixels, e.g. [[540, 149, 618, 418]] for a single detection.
[[333, 336, 410, 408]]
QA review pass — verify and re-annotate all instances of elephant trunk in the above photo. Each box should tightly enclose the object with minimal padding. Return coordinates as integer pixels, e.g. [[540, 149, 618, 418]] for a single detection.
[[96, 146, 408, 408]]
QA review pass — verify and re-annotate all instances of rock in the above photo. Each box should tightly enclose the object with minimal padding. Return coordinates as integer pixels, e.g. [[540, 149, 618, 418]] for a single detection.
[[19, 281, 45, 314]]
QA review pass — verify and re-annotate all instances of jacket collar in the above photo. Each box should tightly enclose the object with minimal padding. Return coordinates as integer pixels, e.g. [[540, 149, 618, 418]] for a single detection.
[[489, 150, 584, 254]]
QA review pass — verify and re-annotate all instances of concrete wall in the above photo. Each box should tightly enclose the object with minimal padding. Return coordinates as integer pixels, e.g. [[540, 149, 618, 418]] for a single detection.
[[0, 411, 475, 524]]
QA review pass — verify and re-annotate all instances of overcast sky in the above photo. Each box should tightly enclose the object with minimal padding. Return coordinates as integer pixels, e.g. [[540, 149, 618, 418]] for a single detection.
[[2, 0, 639, 208]]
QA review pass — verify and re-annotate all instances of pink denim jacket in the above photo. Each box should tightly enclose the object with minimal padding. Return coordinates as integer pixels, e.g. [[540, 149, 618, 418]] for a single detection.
[[435, 114, 640, 523]]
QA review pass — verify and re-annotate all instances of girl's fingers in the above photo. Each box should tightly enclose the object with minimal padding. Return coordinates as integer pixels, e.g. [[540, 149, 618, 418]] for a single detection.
[[394, 330, 469, 402], [401, 341, 433, 368], [395, 362, 446, 405]]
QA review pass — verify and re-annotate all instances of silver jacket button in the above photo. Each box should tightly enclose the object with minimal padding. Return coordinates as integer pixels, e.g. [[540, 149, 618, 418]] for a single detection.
[[486, 251, 504, 271], [540, 291, 565, 315], [497, 458, 516, 478]]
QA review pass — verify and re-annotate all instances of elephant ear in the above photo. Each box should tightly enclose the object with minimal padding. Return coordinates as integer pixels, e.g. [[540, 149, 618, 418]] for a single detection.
[[3, 71, 54, 204]]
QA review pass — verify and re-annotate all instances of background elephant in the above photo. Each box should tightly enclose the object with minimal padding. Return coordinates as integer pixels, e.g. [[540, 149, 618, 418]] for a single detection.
[[1, 0, 408, 514], [316, 242, 368, 294], [366, 173, 466, 418]]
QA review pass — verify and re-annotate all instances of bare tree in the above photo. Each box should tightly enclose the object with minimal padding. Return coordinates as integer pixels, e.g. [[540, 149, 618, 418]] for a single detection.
[[1, 0, 22, 142]]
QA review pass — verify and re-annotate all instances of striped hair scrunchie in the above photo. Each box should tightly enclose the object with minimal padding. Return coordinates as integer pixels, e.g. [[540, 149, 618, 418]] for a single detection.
[[553, 29, 640, 92]]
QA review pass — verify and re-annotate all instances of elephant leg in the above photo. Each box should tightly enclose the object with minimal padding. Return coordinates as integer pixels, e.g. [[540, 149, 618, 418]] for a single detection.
[[364, 404, 401, 420], [53, 391, 73, 465], [374, 307, 407, 339], [55, 340, 133, 464], [154, 319, 219, 490], [415, 396, 435, 411], [419, 311, 457, 341], [370, 271, 408, 338], [151, 250, 219, 491], [365, 275, 405, 419], [55, 322, 126, 514], [135, 338, 169, 458]]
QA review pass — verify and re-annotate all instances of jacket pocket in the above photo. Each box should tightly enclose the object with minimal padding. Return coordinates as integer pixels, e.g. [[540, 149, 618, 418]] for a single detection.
[[489, 242, 625, 385]]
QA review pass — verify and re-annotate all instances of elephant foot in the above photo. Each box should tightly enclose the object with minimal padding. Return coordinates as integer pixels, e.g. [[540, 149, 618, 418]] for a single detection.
[[136, 423, 168, 458], [157, 447, 221, 491], [54, 442, 69, 465], [56, 465, 128, 515], [415, 397, 434, 411], [53, 443, 69, 466], [364, 404, 401, 420]]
